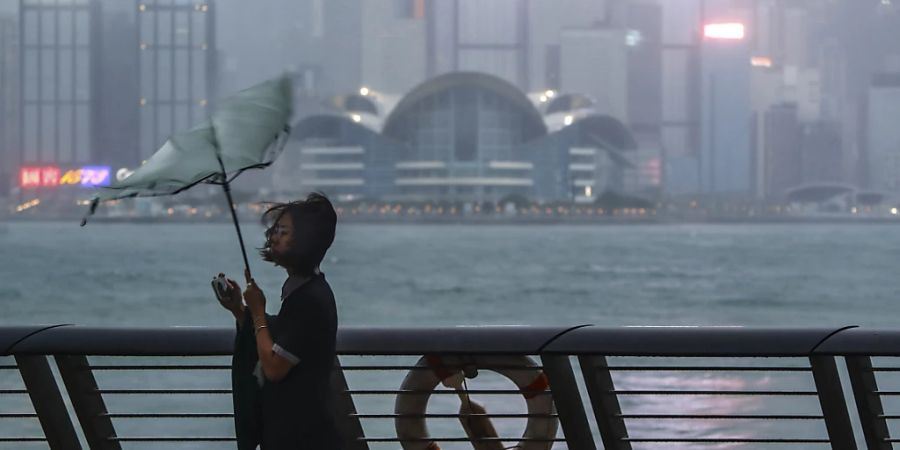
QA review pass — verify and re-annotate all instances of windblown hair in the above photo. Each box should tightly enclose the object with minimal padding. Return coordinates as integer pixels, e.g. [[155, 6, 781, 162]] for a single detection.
[[259, 192, 337, 275]]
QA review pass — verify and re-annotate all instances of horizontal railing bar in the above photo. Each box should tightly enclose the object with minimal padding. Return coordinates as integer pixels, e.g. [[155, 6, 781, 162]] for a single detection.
[[89, 365, 230, 371], [104, 413, 233, 418], [0, 366, 17, 370], [94, 364, 543, 371], [359, 437, 565, 442], [0, 390, 29, 394], [611, 390, 818, 396], [347, 389, 551, 395], [873, 391, 900, 395], [623, 438, 830, 443], [110, 437, 236, 442], [617, 414, 824, 420], [352, 413, 559, 419], [340, 365, 544, 371], [608, 366, 810, 372], [0, 413, 39, 418], [0, 438, 47, 442], [95, 389, 231, 394]]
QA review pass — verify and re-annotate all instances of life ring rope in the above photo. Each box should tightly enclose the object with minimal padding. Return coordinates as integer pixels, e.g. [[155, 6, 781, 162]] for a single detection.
[[394, 355, 559, 450]]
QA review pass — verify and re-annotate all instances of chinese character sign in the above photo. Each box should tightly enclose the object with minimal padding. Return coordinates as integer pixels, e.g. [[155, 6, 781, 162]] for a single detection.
[[19, 166, 111, 189]]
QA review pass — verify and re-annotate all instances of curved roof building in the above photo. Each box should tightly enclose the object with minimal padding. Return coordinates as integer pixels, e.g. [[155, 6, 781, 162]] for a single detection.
[[277, 72, 641, 203]]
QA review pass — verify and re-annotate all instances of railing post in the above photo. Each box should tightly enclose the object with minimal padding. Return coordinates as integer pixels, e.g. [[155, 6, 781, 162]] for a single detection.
[[331, 357, 369, 450], [540, 354, 597, 450], [810, 355, 857, 450], [845, 356, 891, 450], [578, 356, 631, 450], [14, 355, 82, 450], [54, 354, 121, 450]]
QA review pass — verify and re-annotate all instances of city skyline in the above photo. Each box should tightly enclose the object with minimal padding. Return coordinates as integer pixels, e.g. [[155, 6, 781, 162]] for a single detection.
[[3, 0, 900, 213]]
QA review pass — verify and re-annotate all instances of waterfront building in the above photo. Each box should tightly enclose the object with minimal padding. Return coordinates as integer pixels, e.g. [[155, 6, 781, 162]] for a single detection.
[[763, 103, 802, 198], [863, 73, 900, 192], [14, 0, 213, 211], [700, 15, 752, 195], [273, 72, 639, 204], [0, 15, 18, 196], [137, 0, 215, 162]]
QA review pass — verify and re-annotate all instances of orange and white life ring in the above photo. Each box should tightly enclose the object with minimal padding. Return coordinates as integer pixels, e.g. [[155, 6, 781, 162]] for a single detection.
[[394, 355, 558, 450]]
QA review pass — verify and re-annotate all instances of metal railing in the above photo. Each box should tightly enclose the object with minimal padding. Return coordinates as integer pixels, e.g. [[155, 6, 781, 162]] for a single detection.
[[1, 324, 900, 449]]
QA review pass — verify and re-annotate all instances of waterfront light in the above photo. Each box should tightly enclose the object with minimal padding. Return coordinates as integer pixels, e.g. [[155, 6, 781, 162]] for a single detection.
[[539, 95, 548, 102], [564, 115, 574, 126], [545, 90, 556, 98], [359, 86, 370, 96], [892, 207, 898, 215], [351, 114, 362, 123]]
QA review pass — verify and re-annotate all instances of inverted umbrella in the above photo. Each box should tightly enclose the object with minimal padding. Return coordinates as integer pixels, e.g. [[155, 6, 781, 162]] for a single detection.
[[81, 75, 293, 277]]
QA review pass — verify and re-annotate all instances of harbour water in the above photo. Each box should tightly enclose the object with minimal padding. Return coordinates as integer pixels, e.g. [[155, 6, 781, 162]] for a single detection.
[[1, 221, 899, 448], [2, 221, 898, 328]]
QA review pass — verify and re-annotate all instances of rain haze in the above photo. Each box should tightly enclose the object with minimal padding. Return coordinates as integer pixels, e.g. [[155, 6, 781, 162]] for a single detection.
[[2, 0, 900, 448]]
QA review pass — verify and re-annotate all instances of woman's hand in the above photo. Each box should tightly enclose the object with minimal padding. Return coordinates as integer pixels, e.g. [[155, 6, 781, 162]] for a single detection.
[[221, 275, 243, 312], [243, 270, 267, 319]]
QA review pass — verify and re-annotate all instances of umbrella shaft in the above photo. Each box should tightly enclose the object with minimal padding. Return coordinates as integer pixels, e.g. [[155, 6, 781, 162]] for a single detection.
[[222, 182, 251, 278]]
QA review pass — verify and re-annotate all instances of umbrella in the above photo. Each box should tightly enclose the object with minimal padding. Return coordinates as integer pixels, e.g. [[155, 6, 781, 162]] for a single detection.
[[81, 75, 293, 278]]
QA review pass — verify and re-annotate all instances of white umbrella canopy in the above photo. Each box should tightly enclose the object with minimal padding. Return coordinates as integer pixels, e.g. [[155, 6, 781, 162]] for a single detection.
[[82, 75, 293, 275], [84, 75, 292, 204]]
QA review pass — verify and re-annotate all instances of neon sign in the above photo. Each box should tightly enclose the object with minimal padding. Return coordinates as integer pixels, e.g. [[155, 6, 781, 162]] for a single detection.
[[19, 165, 111, 189]]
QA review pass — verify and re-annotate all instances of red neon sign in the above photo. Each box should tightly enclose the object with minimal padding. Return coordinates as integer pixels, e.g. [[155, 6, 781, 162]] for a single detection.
[[20, 167, 42, 188], [704, 23, 745, 40], [20, 166, 61, 188], [20, 165, 111, 189]]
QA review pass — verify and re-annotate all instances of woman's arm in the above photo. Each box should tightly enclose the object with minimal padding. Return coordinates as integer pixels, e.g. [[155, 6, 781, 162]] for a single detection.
[[249, 314, 293, 382], [243, 276, 294, 382]]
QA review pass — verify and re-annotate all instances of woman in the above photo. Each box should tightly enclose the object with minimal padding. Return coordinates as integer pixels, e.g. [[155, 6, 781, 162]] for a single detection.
[[218, 192, 342, 449]]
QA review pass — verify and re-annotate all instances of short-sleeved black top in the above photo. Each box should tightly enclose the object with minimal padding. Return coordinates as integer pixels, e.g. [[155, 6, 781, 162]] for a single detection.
[[261, 273, 342, 449]]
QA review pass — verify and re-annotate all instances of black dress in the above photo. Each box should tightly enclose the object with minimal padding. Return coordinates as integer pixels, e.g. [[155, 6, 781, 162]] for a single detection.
[[232, 273, 342, 450]]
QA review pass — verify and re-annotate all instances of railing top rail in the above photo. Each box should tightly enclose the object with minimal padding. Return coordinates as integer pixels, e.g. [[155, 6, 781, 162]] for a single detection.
[[812, 327, 900, 356], [6, 324, 900, 357], [541, 325, 858, 357]]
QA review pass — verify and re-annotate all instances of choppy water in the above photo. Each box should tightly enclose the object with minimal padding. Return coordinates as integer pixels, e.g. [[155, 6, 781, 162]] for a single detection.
[[3, 221, 899, 327], [1, 221, 899, 448]]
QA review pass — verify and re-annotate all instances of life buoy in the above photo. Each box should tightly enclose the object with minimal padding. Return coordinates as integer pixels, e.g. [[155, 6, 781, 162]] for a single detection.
[[394, 355, 558, 450]]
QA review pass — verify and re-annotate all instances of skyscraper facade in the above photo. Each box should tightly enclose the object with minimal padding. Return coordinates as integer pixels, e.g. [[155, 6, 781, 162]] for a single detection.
[[137, 0, 215, 161], [0, 15, 18, 194], [700, 19, 752, 194], [19, 0, 95, 166], [864, 73, 900, 191]]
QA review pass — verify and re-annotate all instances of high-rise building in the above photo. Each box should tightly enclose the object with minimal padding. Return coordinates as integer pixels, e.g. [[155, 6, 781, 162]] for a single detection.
[[801, 120, 842, 185], [863, 73, 900, 191], [136, 0, 215, 162], [762, 103, 802, 197], [700, 14, 753, 194], [427, 0, 531, 89], [19, 0, 96, 166], [660, 0, 702, 195], [527, 0, 607, 92], [360, 0, 426, 95], [0, 15, 18, 195], [17, 0, 214, 172]]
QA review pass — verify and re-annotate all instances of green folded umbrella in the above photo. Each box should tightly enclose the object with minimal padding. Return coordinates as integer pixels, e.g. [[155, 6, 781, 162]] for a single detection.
[[81, 75, 293, 277]]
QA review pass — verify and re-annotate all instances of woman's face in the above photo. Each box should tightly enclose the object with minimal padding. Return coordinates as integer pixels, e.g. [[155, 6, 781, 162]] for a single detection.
[[269, 213, 295, 258]]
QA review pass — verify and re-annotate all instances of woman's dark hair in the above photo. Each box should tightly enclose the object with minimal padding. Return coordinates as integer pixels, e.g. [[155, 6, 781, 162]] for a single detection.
[[259, 192, 337, 275]]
